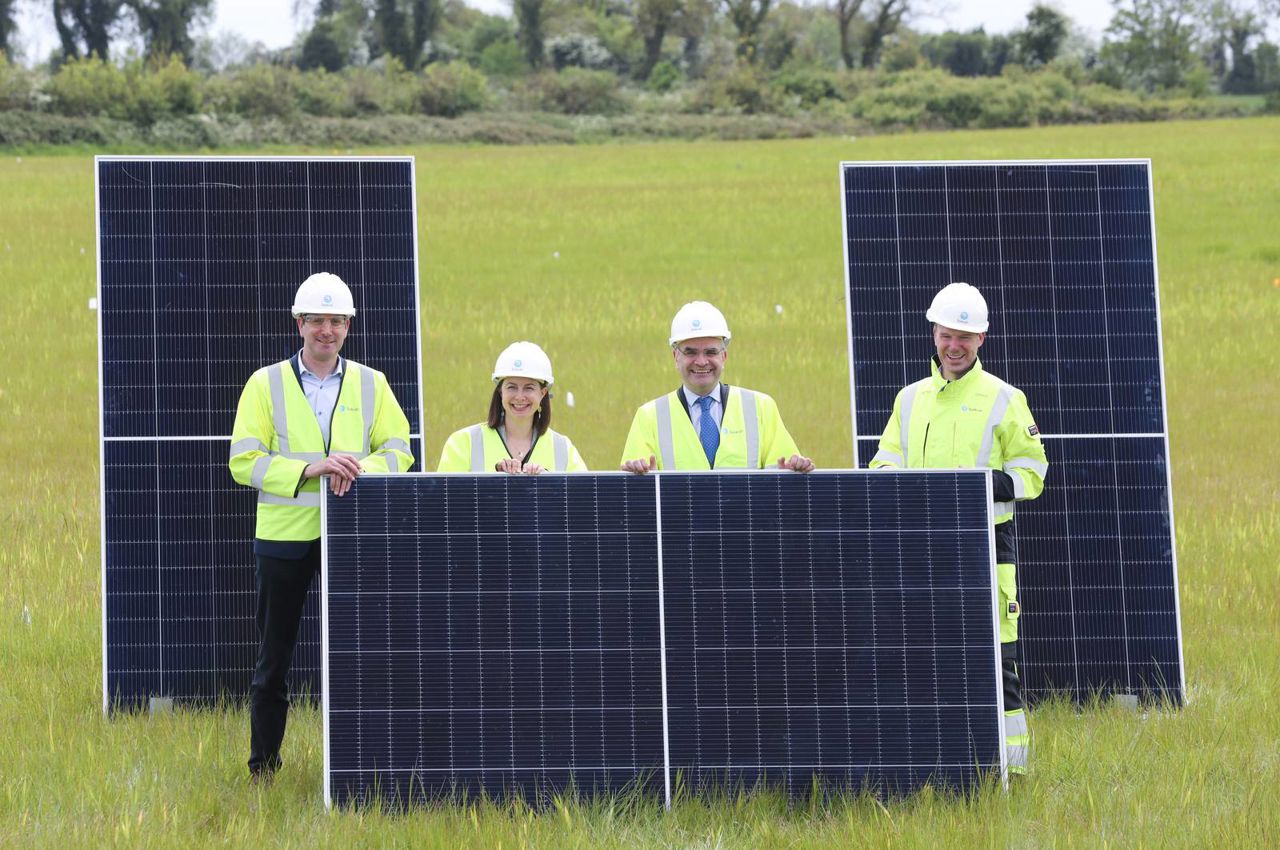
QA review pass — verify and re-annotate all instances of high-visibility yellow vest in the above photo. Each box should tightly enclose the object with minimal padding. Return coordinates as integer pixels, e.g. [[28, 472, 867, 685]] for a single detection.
[[436, 424, 587, 472], [229, 357, 413, 542], [620, 385, 800, 470], [871, 356, 1047, 643], [870, 357, 1047, 517]]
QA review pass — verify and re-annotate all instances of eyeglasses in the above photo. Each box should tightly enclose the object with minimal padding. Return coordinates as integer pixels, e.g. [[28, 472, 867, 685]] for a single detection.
[[676, 345, 725, 358], [302, 315, 349, 328]]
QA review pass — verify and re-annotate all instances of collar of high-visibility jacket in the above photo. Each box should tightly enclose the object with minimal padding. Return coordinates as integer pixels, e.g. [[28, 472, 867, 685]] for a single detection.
[[930, 355, 984, 388], [297, 350, 344, 380], [682, 384, 723, 429]]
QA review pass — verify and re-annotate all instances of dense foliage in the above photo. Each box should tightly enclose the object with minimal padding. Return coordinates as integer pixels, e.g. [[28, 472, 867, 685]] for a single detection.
[[0, 0, 1276, 146]]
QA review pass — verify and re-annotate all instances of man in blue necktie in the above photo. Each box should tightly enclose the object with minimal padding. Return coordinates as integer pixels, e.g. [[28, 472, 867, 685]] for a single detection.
[[621, 301, 814, 474]]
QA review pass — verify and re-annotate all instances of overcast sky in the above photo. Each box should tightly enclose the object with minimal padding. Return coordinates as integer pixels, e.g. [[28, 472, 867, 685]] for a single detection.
[[13, 0, 1123, 63]]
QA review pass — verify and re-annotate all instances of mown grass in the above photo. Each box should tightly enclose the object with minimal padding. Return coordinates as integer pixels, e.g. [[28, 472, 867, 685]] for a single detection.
[[1, 117, 1278, 847]]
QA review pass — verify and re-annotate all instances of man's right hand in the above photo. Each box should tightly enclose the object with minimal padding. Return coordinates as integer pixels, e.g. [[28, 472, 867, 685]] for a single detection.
[[305, 455, 362, 497], [621, 455, 657, 475]]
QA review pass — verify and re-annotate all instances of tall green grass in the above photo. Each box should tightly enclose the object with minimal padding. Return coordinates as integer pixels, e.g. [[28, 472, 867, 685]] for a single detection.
[[1, 118, 1278, 847]]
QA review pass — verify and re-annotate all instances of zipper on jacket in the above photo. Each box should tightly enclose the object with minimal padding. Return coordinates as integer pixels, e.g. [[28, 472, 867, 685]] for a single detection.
[[921, 422, 931, 461]]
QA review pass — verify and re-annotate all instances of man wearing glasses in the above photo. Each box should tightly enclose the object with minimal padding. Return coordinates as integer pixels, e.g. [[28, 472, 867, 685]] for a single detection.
[[229, 272, 413, 782], [621, 300, 814, 474]]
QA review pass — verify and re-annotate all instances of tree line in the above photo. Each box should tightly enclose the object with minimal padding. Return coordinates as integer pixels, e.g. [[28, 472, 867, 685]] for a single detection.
[[0, 0, 1277, 119]]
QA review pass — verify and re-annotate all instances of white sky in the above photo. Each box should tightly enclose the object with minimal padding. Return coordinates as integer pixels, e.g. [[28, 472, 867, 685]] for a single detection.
[[12, 0, 1125, 64]]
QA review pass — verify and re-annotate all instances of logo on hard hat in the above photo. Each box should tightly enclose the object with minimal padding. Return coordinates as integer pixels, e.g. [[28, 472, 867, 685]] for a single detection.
[[514, 359, 523, 368], [322, 294, 333, 305], [692, 319, 702, 328], [959, 311, 969, 320]]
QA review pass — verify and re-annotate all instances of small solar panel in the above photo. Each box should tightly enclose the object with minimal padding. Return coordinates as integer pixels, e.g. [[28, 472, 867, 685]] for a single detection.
[[97, 156, 425, 710], [840, 160, 1184, 704], [324, 474, 666, 806], [322, 471, 1003, 808]]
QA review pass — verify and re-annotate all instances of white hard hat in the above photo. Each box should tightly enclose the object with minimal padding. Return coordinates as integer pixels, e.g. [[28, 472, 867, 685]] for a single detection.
[[926, 282, 988, 333], [669, 301, 732, 346], [492, 341, 554, 385], [291, 272, 356, 317]]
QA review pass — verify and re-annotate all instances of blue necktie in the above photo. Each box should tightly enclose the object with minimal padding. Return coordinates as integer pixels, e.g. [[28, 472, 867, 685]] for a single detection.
[[696, 395, 719, 466]]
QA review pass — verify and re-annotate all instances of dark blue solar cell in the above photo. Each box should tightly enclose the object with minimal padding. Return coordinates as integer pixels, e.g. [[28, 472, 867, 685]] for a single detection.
[[842, 161, 1182, 706], [98, 157, 424, 710]]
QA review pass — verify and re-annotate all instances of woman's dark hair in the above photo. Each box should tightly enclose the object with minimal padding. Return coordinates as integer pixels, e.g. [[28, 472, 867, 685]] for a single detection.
[[488, 381, 552, 437]]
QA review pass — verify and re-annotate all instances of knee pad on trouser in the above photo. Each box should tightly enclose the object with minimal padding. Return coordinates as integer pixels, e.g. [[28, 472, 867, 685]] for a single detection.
[[1005, 708, 1029, 775], [996, 562, 1020, 644]]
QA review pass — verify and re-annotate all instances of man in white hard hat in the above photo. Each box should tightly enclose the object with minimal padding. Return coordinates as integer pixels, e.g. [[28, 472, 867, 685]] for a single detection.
[[870, 281, 1048, 776], [620, 301, 814, 473], [229, 271, 413, 782]]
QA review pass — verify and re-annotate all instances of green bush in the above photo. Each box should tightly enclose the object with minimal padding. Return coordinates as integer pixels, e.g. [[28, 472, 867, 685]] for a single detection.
[[45, 55, 200, 123], [0, 52, 36, 111], [685, 65, 788, 115], [129, 56, 202, 123], [518, 69, 626, 115], [347, 60, 418, 115], [773, 68, 842, 107], [294, 68, 353, 117], [478, 40, 525, 79], [646, 60, 682, 94], [46, 56, 133, 119], [417, 62, 490, 117], [204, 64, 300, 119]]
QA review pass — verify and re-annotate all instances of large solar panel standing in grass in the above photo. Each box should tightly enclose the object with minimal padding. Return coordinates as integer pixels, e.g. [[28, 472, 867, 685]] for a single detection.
[[97, 156, 424, 710], [840, 159, 1184, 704], [322, 471, 1003, 808]]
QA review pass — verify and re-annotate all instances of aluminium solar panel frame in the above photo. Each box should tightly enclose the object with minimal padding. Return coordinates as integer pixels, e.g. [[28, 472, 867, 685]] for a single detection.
[[96, 155, 427, 713], [838, 158, 1186, 704], [320, 470, 1008, 809]]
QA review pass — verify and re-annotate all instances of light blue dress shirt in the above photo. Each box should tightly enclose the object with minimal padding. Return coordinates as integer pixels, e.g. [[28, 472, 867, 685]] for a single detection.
[[683, 384, 723, 433], [298, 352, 344, 445]]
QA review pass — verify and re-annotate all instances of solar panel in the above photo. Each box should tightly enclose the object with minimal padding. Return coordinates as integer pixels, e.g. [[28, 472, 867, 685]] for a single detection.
[[840, 160, 1184, 704], [97, 156, 425, 711], [322, 471, 1003, 808]]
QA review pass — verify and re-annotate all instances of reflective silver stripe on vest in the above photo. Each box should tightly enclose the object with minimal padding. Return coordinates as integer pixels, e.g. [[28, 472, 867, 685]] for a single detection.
[[654, 395, 676, 470], [553, 433, 569, 471], [872, 449, 903, 467], [258, 491, 321, 508], [381, 437, 411, 454], [1008, 470, 1027, 499], [975, 383, 1015, 468], [229, 437, 268, 458], [737, 388, 759, 469], [898, 382, 923, 466], [283, 451, 325, 462], [468, 424, 486, 472], [358, 364, 376, 455], [268, 363, 291, 455], [1004, 457, 1048, 476], [994, 500, 1014, 520], [250, 455, 273, 490], [1005, 710, 1029, 769]]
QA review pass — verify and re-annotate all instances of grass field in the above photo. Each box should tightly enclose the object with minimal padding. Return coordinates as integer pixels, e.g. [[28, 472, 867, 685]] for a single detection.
[[1, 117, 1278, 847]]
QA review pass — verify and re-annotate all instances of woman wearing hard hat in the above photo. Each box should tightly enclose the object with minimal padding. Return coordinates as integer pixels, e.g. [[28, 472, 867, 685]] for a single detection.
[[437, 341, 587, 474]]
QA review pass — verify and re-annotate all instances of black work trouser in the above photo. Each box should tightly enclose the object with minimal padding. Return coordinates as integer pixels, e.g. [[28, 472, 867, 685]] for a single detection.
[[249, 542, 320, 775], [1002, 640, 1025, 712]]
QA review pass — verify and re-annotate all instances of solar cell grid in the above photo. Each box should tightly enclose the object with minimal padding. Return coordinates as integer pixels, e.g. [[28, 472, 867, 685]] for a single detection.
[[323, 471, 1004, 808], [98, 156, 425, 710], [841, 159, 1183, 705]]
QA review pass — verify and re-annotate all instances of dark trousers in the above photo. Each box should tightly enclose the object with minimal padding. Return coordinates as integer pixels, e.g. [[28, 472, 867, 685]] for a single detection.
[[248, 542, 320, 775], [1002, 640, 1025, 712]]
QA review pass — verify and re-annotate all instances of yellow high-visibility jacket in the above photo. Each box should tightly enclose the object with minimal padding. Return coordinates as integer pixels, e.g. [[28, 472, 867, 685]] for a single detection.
[[436, 423, 587, 472], [620, 385, 800, 470], [229, 356, 413, 544], [871, 356, 1047, 642]]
